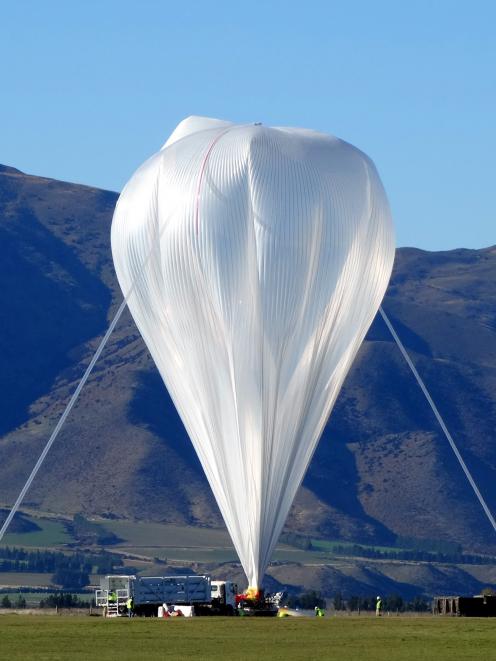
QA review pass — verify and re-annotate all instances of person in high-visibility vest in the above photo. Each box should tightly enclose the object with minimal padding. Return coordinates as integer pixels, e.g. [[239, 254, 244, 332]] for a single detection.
[[376, 596, 383, 616], [314, 606, 325, 617], [126, 597, 134, 618], [108, 591, 117, 604]]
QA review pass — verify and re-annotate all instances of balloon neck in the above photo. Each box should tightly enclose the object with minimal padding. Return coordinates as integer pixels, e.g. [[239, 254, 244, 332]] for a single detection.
[[245, 586, 262, 600]]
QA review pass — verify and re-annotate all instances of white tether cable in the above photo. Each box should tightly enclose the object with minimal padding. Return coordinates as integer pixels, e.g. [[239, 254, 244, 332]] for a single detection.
[[379, 306, 496, 533], [0, 299, 128, 542]]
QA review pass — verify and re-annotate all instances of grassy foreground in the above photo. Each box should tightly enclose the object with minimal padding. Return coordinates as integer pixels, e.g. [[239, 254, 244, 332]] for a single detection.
[[1, 615, 496, 661]]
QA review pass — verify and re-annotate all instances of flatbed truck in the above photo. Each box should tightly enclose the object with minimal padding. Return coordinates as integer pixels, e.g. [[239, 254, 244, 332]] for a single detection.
[[96, 575, 237, 617]]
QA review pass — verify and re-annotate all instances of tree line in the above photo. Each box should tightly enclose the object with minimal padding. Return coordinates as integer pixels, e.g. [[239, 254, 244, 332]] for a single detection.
[[335, 592, 429, 612], [0, 547, 134, 588], [1, 593, 92, 609], [329, 544, 495, 565], [278, 531, 495, 565], [285, 590, 429, 612]]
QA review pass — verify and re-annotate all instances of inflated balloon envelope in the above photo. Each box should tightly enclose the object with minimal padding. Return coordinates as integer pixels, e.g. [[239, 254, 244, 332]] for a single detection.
[[111, 116, 395, 589]]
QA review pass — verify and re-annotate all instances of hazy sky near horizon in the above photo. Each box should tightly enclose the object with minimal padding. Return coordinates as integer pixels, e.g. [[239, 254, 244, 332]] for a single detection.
[[1, 1, 494, 250]]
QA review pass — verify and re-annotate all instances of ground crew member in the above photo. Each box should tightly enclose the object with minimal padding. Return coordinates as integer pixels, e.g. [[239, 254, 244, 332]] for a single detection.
[[376, 596, 382, 616], [106, 590, 117, 617], [126, 596, 134, 618], [314, 606, 325, 617]]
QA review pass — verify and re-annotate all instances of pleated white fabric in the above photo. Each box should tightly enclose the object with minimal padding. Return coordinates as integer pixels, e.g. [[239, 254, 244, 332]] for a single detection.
[[111, 116, 395, 588]]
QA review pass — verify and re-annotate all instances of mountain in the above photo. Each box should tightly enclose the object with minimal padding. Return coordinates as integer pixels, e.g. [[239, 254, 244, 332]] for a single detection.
[[1, 163, 495, 555]]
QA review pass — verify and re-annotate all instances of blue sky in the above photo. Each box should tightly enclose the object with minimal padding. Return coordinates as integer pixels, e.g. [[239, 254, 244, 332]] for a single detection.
[[1, 0, 494, 250]]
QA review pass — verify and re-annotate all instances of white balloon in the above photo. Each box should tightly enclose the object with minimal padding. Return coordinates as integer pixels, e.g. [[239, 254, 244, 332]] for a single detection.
[[111, 116, 395, 588]]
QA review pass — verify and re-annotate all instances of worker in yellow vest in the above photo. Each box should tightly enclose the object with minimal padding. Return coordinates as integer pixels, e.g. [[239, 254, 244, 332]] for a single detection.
[[314, 606, 325, 617], [126, 596, 134, 618], [376, 596, 383, 616]]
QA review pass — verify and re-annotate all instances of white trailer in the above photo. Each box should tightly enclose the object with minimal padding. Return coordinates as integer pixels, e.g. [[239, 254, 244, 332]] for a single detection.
[[96, 575, 237, 617]]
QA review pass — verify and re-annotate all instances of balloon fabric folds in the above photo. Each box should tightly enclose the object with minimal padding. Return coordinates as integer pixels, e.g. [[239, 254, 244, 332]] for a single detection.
[[111, 116, 395, 589]]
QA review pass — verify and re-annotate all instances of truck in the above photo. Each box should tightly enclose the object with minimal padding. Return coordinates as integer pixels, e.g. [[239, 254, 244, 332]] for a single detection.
[[95, 575, 238, 617]]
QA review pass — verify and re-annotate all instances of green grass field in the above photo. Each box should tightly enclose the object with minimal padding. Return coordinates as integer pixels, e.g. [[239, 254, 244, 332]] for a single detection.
[[121, 545, 327, 564], [100, 519, 341, 566], [0, 572, 54, 588], [0, 518, 72, 548], [0, 615, 495, 661], [311, 539, 399, 554], [104, 520, 234, 548]]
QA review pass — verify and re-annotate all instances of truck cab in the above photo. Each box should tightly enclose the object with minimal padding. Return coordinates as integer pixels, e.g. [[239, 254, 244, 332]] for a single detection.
[[210, 580, 238, 613]]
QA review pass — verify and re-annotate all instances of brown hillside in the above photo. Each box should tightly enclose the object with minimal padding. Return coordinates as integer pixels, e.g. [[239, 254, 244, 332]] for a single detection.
[[0, 165, 495, 553]]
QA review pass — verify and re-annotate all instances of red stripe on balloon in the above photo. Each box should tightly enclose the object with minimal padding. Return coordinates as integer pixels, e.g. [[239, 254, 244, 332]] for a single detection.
[[195, 129, 232, 234]]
